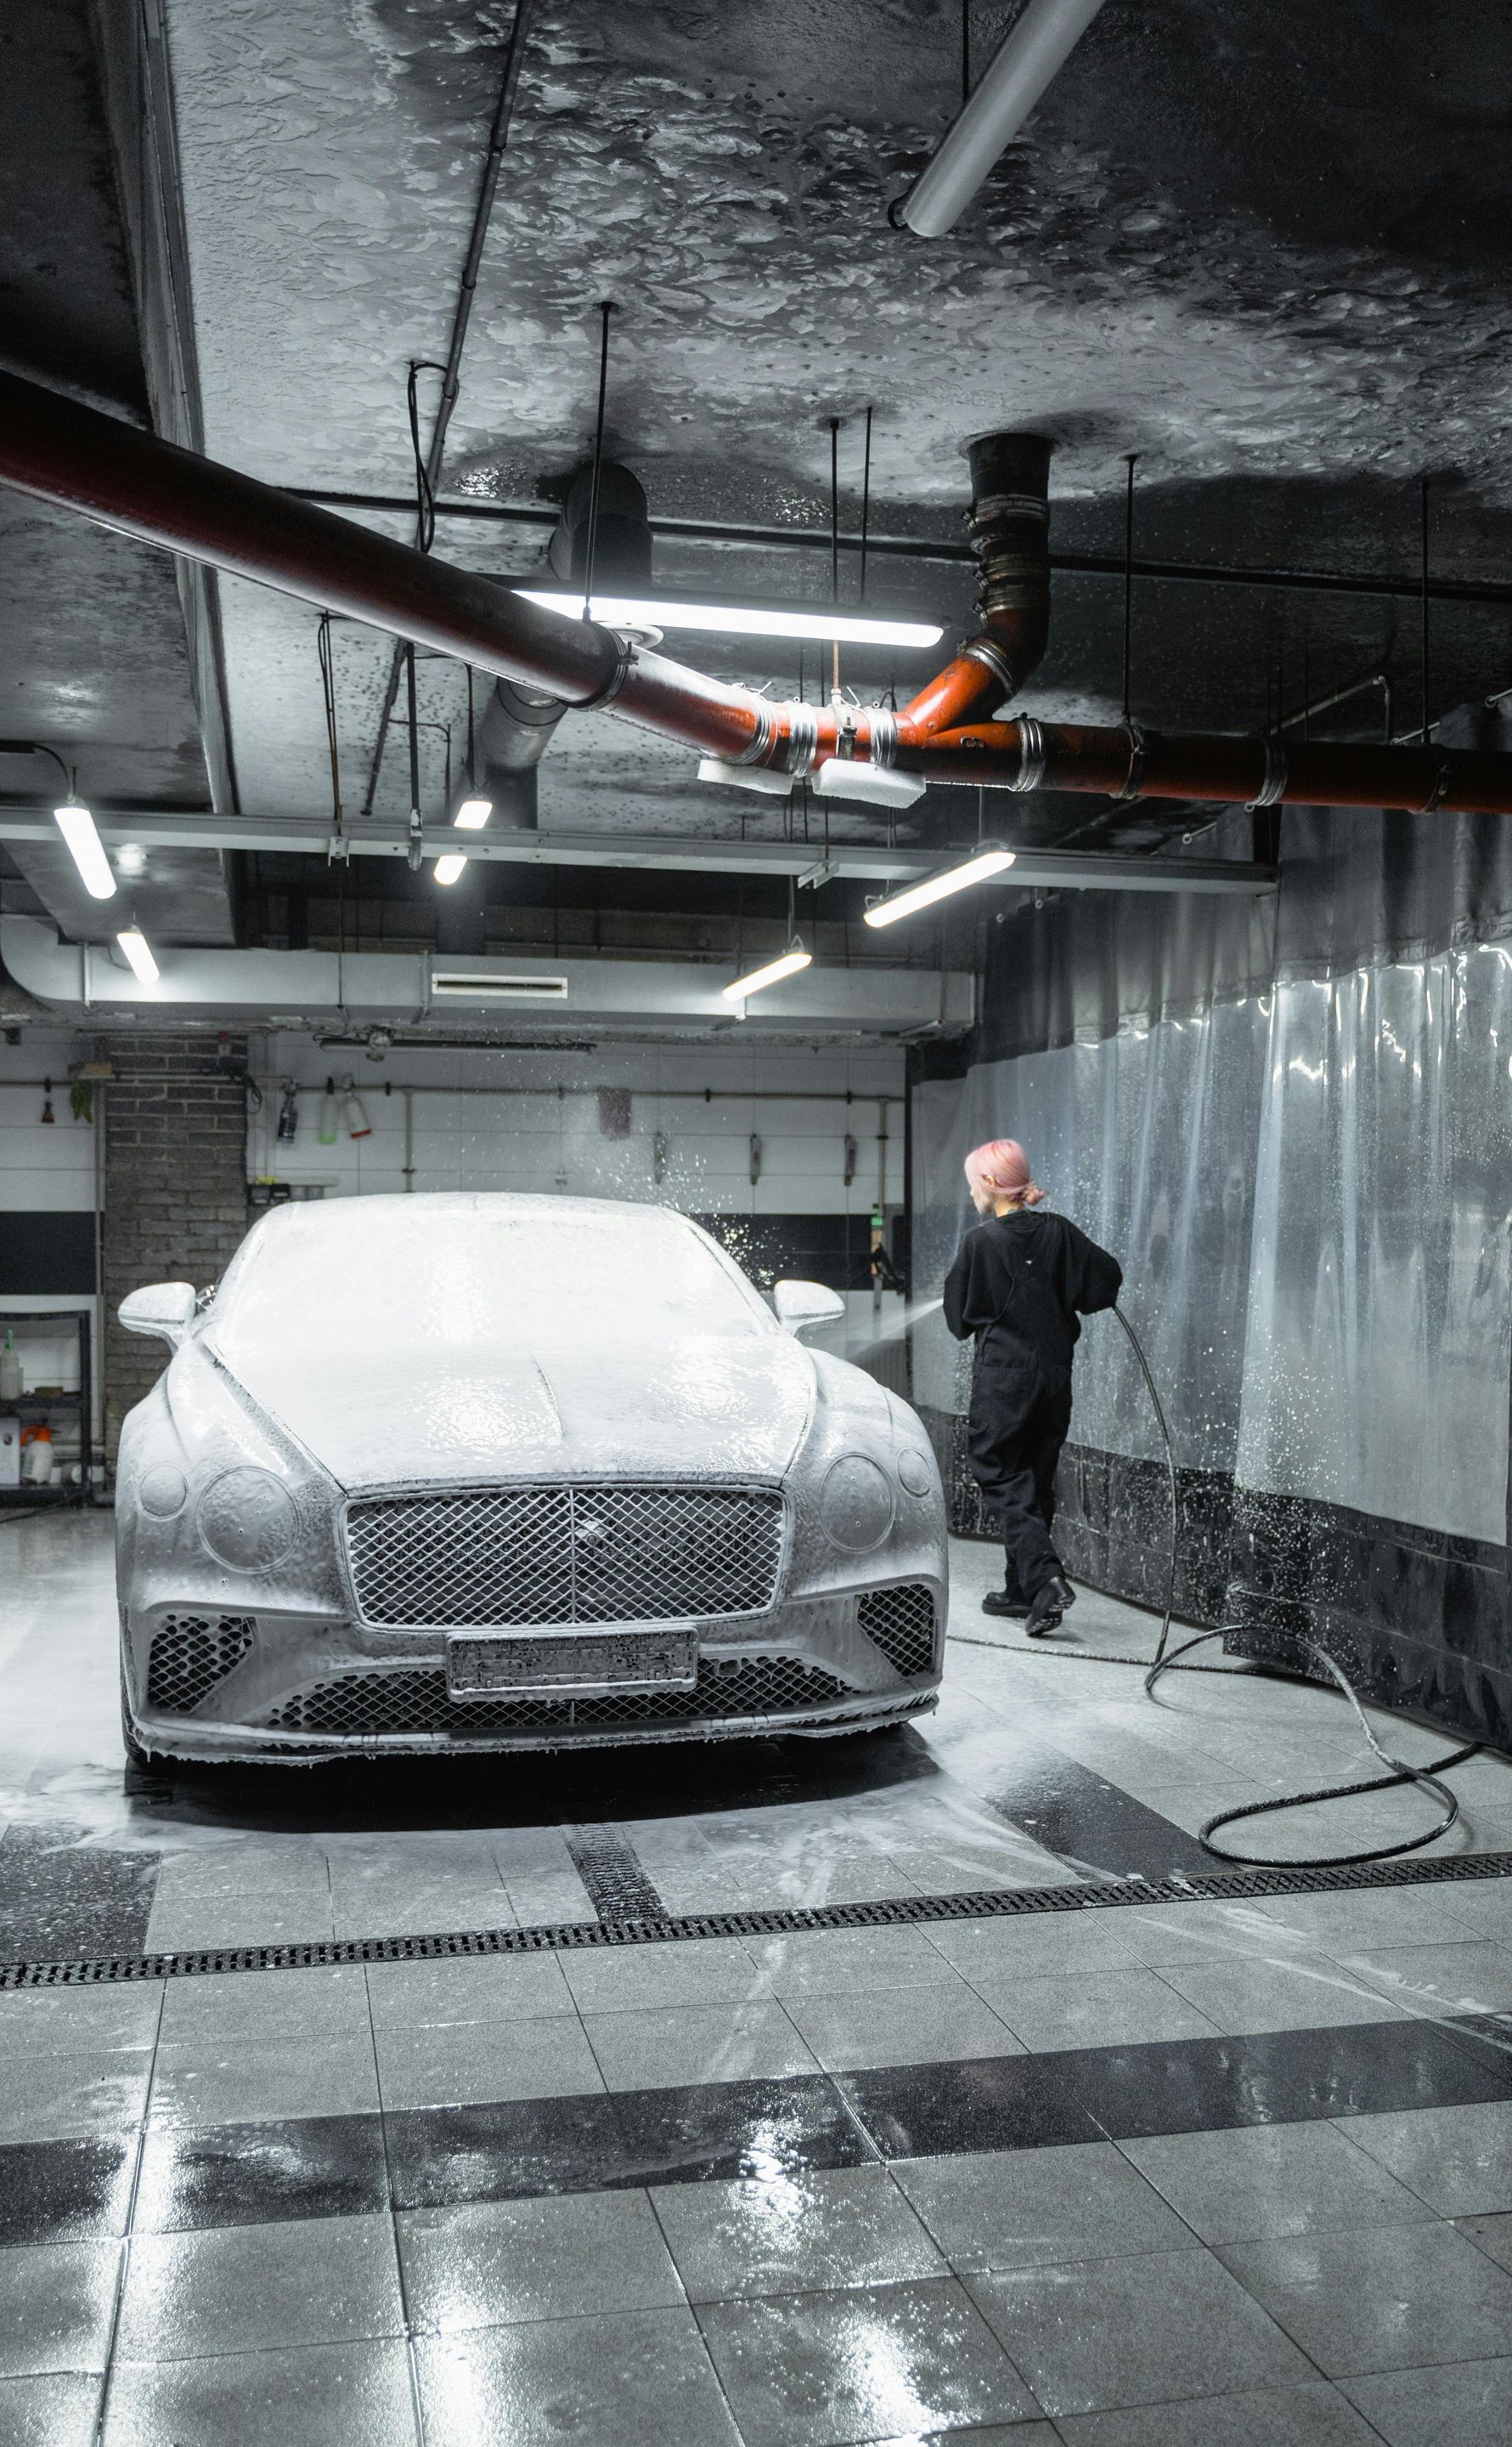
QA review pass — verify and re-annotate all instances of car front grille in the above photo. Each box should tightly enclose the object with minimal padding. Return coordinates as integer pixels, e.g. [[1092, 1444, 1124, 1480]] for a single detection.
[[857, 1584, 937, 1679], [264, 1653, 849, 1738], [343, 1483, 785, 1630], [146, 1613, 256, 1712]]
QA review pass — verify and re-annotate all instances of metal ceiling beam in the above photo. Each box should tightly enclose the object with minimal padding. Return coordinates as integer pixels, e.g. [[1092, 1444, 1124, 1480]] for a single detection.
[[291, 487, 1512, 611], [0, 807, 1275, 893]]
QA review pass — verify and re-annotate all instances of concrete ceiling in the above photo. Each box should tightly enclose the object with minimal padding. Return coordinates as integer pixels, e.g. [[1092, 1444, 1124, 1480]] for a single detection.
[[8, 0, 1512, 941]]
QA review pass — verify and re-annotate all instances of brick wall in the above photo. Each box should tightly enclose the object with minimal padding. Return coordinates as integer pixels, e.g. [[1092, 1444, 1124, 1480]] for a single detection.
[[101, 1033, 249, 1459]]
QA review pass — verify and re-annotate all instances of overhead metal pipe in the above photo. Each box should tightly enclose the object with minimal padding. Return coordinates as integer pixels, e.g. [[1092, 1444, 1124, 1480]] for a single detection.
[[7, 371, 1512, 817], [898, 0, 1110, 236]]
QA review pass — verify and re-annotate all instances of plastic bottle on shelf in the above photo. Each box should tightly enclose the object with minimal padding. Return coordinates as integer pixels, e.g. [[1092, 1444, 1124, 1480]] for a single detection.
[[0, 1333, 21, 1401], [20, 1423, 53, 1486]]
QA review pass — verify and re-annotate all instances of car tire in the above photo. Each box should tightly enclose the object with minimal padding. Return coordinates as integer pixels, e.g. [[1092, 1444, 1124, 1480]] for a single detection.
[[120, 1661, 157, 1772]]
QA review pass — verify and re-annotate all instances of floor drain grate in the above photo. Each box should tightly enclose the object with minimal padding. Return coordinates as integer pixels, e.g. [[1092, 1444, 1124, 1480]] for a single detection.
[[5, 1846, 1512, 1990]]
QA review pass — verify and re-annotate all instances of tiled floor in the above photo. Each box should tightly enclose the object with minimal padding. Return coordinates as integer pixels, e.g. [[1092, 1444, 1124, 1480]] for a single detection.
[[6, 1516, 1512, 2440]]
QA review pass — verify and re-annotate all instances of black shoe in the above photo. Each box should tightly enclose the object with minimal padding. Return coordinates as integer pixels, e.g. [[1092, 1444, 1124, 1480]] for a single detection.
[[1025, 1574, 1076, 1637], [982, 1588, 1031, 1619]]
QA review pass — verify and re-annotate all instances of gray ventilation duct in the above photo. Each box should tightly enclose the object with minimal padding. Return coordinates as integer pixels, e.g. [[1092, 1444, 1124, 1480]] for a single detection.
[[465, 678, 567, 830]]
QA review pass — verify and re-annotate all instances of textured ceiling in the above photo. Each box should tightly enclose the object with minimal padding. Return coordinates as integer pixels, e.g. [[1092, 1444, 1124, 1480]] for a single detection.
[[14, 0, 1512, 926]]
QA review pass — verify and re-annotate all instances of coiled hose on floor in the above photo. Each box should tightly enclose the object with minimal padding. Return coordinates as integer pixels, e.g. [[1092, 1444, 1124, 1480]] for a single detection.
[[959, 1303, 1482, 1868]]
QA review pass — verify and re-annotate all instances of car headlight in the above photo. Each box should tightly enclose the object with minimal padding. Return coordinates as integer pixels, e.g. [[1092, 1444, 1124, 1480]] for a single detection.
[[819, 1455, 895, 1551], [896, 1446, 935, 1498], [197, 1467, 301, 1571]]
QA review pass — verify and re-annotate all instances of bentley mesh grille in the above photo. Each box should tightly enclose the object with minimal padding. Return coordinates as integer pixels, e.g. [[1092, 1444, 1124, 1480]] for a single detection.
[[857, 1584, 937, 1679], [147, 1613, 256, 1712], [265, 1655, 847, 1738], [344, 1483, 784, 1629]]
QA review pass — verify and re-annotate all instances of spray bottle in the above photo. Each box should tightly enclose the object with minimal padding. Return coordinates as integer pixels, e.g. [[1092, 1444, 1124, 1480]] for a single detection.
[[0, 1331, 20, 1403]]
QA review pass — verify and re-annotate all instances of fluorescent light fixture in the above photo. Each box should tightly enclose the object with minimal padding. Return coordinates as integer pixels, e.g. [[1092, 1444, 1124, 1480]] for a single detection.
[[901, 0, 1111, 236], [54, 802, 116, 900], [116, 928, 159, 984], [516, 588, 943, 652], [433, 852, 468, 886], [454, 796, 492, 829], [722, 947, 813, 1000], [115, 841, 147, 876], [864, 844, 1017, 928]]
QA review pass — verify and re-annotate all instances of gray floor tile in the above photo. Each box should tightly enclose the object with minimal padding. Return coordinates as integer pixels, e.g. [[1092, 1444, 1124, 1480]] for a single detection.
[[1340, 1939, 1512, 2014], [1058, 2379, 1382, 2444], [375, 2013, 601, 2111], [1154, 1956, 1408, 2035], [102, 2338, 418, 2445], [116, 2212, 404, 2361], [1342, 2355, 1512, 2445], [1458, 2212, 1512, 2273], [1120, 2119, 1436, 2245], [415, 2305, 738, 2445], [926, 1912, 1148, 1979], [973, 1965, 1221, 2051], [582, 1999, 818, 2092], [150, 1846, 331, 1907], [782, 1980, 1022, 2072], [144, 1901, 336, 1952], [560, 1937, 770, 2014], [697, 2276, 1040, 2447], [652, 2164, 947, 2301], [1120, 1902, 1316, 1969], [148, 2032, 380, 2128], [1257, 1886, 1491, 1954], [1434, 1885, 1512, 1941], [1342, 2099, 1512, 2216], [0, 2241, 121, 2380], [504, 1873, 596, 1927], [968, 2246, 1313, 2416], [334, 1890, 517, 1942], [742, 1925, 954, 1996], [894, 2140, 1199, 2270], [1218, 2220, 1512, 2376], [0, 2049, 151, 2146], [156, 1966, 371, 2048], [0, 1984, 162, 2055], [0, 2371, 104, 2446], [364, 1951, 573, 2030], [399, 2190, 685, 2332]]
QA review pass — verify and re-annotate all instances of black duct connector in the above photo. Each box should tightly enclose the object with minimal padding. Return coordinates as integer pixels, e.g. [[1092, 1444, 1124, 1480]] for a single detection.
[[963, 432, 1052, 688], [469, 678, 567, 831]]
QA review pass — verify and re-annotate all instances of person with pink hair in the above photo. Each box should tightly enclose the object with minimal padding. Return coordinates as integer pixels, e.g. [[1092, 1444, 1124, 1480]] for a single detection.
[[944, 1138, 1121, 1632]]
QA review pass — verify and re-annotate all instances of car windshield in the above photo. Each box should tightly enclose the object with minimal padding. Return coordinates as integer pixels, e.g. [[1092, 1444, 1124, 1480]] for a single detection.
[[210, 1199, 769, 1359]]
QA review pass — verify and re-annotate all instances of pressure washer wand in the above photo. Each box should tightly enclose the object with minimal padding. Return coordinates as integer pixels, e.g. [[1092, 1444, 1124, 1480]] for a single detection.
[[1111, 1305, 1179, 1665]]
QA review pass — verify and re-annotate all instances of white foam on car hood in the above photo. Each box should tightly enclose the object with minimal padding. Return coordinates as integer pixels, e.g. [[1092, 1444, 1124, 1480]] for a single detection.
[[219, 1331, 816, 1489]]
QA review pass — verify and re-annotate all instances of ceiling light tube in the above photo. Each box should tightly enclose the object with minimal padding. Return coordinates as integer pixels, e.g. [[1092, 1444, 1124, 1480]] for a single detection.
[[901, 0, 1109, 237], [116, 928, 159, 983], [722, 947, 813, 1000], [54, 801, 116, 900], [453, 796, 493, 829], [863, 845, 1017, 927], [516, 589, 943, 651], [433, 852, 468, 885]]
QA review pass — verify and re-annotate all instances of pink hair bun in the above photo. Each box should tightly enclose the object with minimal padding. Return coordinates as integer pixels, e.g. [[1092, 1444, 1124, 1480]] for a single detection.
[[964, 1137, 1047, 1206]]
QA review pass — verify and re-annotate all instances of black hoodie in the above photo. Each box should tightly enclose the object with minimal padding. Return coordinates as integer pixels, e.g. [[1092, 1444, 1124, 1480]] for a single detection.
[[943, 1209, 1122, 1378]]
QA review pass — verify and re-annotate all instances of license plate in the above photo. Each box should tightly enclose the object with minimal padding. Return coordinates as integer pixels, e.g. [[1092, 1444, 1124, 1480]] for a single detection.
[[446, 1626, 699, 1697]]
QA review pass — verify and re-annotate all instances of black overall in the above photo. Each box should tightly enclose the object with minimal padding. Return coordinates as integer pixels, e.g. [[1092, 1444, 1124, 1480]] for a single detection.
[[943, 1209, 1122, 1600]]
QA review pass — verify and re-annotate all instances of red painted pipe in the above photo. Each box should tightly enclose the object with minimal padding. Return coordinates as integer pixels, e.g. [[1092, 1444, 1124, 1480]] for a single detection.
[[7, 370, 1512, 817]]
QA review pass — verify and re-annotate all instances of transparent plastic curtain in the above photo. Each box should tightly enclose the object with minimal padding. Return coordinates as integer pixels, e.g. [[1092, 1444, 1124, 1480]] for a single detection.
[[911, 992, 1271, 1475], [1235, 947, 1512, 1545]]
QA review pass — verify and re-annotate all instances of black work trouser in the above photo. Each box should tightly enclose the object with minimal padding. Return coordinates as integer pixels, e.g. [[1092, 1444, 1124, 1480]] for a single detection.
[[967, 1354, 1073, 1601]]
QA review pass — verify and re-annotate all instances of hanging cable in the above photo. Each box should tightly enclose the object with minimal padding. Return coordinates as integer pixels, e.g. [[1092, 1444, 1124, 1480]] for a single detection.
[[405, 360, 446, 555], [1120, 452, 1137, 722], [581, 301, 616, 622], [465, 668, 477, 787], [830, 415, 842, 697], [860, 406, 874, 604], [317, 613, 342, 830]]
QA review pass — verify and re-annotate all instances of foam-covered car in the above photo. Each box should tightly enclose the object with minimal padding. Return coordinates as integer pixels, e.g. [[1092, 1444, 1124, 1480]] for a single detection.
[[116, 1194, 947, 1763]]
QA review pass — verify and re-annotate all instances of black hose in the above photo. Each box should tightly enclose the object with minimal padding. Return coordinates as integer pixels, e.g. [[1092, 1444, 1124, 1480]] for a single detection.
[[959, 1302, 1482, 1867]]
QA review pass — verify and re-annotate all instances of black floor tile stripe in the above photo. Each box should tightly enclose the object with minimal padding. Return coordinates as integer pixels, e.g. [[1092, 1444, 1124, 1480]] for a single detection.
[[562, 1823, 668, 1923], [8, 2009, 1512, 2246], [976, 1744, 1221, 1881], [6, 1846, 1512, 1990]]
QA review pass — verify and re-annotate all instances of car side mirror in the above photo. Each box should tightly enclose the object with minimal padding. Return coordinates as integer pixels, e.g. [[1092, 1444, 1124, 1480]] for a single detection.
[[773, 1279, 847, 1339], [118, 1282, 197, 1347]]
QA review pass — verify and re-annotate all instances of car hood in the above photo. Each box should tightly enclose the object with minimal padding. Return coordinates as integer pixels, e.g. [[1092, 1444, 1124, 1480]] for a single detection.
[[209, 1330, 816, 1489]]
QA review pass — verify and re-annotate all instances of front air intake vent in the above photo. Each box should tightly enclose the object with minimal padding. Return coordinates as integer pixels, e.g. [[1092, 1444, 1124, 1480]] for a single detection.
[[858, 1584, 937, 1678], [430, 971, 569, 1002], [266, 1655, 849, 1737], [147, 1613, 255, 1711]]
